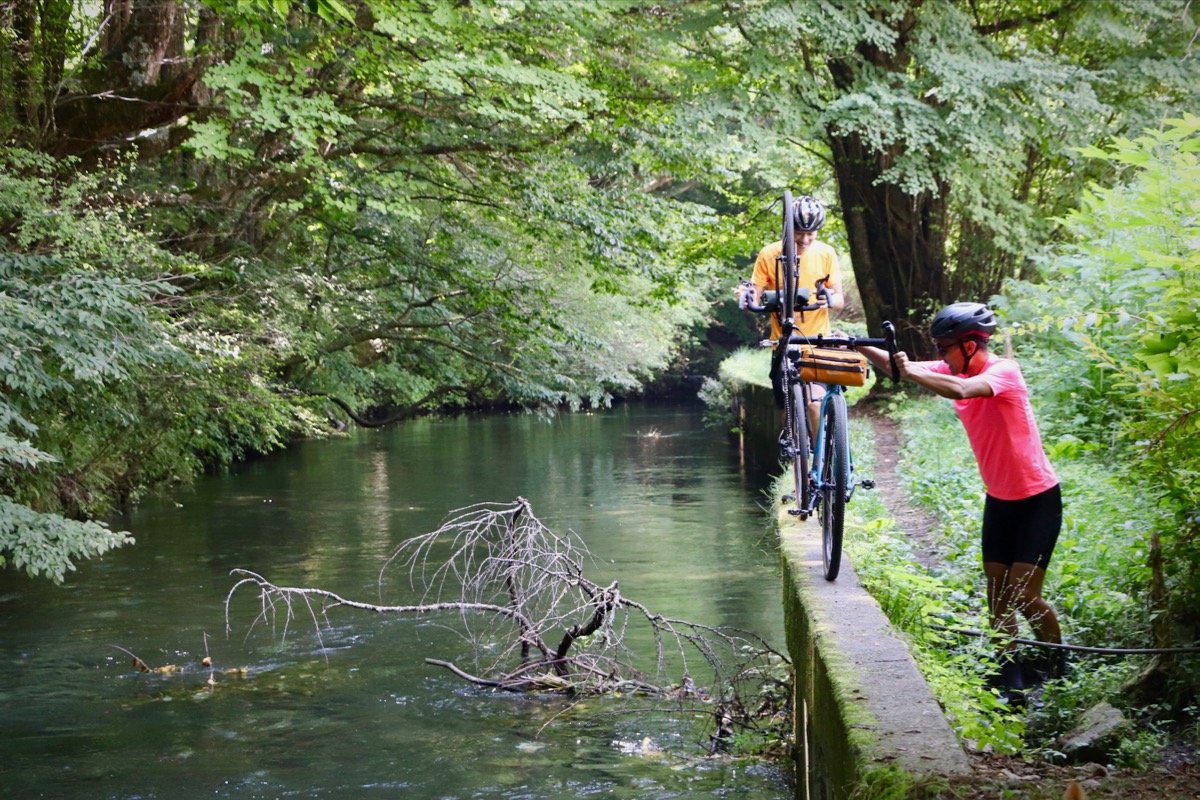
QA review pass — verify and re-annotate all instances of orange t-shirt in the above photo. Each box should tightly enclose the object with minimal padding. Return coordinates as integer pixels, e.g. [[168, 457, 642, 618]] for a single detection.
[[751, 239, 841, 340]]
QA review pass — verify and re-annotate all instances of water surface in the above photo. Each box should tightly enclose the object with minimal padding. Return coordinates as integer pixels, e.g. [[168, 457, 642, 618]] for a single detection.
[[0, 402, 788, 799]]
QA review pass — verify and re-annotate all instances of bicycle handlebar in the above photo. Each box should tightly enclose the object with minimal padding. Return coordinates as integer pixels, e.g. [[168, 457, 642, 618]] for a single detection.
[[738, 276, 901, 383], [738, 278, 828, 315], [882, 321, 900, 383], [746, 318, 903, 385]]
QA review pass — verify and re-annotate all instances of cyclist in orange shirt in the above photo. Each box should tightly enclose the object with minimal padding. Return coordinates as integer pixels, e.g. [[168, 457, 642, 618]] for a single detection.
[[736, 195, 845, 435]]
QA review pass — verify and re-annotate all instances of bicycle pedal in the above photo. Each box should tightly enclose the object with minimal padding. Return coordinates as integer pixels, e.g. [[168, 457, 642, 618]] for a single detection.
[[859, 479, 876, 489], [787, 508, 804, 517], [781, 493, 795, 503]]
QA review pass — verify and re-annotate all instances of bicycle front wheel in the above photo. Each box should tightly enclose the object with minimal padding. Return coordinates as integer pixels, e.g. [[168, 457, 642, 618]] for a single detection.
[[789, 381, 810, 513], [818, 392, 849, 581]]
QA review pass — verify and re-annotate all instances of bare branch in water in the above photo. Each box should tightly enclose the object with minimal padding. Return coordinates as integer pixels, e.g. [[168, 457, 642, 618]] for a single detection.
[[226, 497, 789, 744]]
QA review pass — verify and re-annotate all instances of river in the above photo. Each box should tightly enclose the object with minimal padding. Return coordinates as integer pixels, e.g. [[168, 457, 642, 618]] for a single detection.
[[0, 401, 790, 799]]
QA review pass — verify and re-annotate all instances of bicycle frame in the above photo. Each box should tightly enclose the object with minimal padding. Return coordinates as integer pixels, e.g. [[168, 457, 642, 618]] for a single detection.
[[792, 380, 858, 515]]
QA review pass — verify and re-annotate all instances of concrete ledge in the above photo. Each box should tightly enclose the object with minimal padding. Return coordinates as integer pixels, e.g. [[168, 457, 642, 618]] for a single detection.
[[780, 511, 973, 799], [737, 382, 972, 798]]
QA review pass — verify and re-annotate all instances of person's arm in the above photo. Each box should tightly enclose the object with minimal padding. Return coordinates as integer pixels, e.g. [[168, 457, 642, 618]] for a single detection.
[[902, 358, 994, 400], [856, 347, 994, 400], [858, 345, 891, 374]]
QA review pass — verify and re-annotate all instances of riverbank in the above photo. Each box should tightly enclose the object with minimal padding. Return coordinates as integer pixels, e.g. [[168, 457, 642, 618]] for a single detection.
[[727, 368, 1199, 798]]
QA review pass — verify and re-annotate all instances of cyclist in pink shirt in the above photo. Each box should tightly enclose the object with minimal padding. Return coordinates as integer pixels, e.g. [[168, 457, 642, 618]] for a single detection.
[[858, 302, 1064, 707]]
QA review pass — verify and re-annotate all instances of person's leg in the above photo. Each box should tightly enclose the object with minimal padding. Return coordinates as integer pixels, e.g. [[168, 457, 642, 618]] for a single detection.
[[984, 560, 1029, 703], [806, 383, 826, 444], [983, 489, 1063, 645], [984, 560, 1020, 651], [1006, 562, 1062, 645], [1007, 560, 1067, 682], [1010, 486, 1066, 680], [982, 496, 1027, 704]]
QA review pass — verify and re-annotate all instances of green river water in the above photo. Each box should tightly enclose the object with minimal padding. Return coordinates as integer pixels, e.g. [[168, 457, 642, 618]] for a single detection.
[[0, 401, 790, 799]]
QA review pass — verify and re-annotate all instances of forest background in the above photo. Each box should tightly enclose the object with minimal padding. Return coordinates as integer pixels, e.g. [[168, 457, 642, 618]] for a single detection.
[[1, 0, 1199, 767]]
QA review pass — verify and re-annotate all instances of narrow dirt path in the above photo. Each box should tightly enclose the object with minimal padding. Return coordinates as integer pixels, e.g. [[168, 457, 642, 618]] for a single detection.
[[857, 398, 942, 569]]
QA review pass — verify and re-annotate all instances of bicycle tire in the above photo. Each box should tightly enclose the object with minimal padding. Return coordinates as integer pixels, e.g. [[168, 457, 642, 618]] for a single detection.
[[789, 380, 810, 513], [818, 392, 849, 581], [781, 191, 796, 313]]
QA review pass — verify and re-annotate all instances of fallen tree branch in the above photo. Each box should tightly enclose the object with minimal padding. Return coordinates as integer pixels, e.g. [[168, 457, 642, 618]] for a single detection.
[[226, 498, 790, 743], [424, 658, 518, 691]]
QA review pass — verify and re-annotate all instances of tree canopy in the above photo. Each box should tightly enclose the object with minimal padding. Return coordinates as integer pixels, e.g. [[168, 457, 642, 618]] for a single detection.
[[689, 0, 1199, 351], [1, 0, 1198, 585]]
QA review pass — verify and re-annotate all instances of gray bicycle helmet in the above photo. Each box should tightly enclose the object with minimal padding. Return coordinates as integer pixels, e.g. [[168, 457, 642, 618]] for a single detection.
[[929, 302, 997, 340], [793, 195, 826, 232]]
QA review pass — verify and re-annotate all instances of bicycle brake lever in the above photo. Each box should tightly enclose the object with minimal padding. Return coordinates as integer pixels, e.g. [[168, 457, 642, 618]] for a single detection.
[[882, 321, 900, 383], [737, 278, 753, 310]]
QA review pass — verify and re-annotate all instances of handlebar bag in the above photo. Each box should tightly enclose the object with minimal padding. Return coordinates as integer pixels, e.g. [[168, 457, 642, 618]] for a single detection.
[[793, 346, 868, 387]]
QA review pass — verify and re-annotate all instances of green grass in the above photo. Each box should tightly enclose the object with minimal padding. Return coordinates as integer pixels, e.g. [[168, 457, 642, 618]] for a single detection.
[[718, 346, 771, 388]]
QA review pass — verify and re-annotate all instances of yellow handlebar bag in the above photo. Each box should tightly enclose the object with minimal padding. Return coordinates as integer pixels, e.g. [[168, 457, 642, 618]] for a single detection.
[[793, 345, 868, 387]]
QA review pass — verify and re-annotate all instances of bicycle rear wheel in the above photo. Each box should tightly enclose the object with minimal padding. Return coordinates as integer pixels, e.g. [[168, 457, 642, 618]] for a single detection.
[[789, 380, 810, 514], [818, 392, 849, 581]]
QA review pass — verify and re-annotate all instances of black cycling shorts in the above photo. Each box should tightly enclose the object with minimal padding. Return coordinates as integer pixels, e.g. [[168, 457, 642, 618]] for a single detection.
[[981, 484, 1063, 569]]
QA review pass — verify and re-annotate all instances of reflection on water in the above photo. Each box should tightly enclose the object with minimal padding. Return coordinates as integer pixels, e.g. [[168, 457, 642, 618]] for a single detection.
[[0, 402, 788, 799]]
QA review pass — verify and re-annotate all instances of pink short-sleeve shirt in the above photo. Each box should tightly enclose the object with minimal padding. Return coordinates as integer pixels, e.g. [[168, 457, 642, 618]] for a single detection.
[[923, 356, 1058, 501]]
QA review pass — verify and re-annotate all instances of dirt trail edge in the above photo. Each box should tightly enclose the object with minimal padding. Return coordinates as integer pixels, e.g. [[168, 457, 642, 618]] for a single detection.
[[858, 399, 942, 570]]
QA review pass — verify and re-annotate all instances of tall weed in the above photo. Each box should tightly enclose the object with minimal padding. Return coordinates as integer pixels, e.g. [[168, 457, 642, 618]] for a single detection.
[[1000, 114, 1200, 658]]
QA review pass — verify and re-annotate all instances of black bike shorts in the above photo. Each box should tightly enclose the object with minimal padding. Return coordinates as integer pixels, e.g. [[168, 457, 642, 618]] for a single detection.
[[981, 484, 1063, 569]]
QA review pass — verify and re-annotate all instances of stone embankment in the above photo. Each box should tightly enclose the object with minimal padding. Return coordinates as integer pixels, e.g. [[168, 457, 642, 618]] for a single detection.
[[736, 384, 972, 800]]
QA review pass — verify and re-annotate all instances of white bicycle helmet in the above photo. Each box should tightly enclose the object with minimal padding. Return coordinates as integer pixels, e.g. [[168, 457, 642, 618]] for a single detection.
[[793, 195, 826, 232]]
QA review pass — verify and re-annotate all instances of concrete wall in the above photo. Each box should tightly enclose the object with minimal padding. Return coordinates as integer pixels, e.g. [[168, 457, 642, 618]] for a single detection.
[[738, 384, 973, 799]]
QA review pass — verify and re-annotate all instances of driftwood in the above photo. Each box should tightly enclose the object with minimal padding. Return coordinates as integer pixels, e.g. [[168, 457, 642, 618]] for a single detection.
[[226, 498, 790, 751]]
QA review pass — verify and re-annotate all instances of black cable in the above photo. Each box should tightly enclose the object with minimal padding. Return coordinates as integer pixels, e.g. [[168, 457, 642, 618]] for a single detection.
[[926, 623, 1200, 656]]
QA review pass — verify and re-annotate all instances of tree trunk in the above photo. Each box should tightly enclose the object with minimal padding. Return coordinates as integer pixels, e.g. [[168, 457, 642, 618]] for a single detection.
[[831, 128, 950, 358], [10, 0, 40, 133], [822, 4, 951, 358], [49, 0, 200, 159]]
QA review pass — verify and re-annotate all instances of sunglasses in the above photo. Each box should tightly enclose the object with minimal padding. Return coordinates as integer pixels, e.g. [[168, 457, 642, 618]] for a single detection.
[[934, 342, 953, 356]]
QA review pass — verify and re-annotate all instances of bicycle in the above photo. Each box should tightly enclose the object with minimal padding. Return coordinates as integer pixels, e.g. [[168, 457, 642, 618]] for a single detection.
[[740, 191, 899, 581]]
